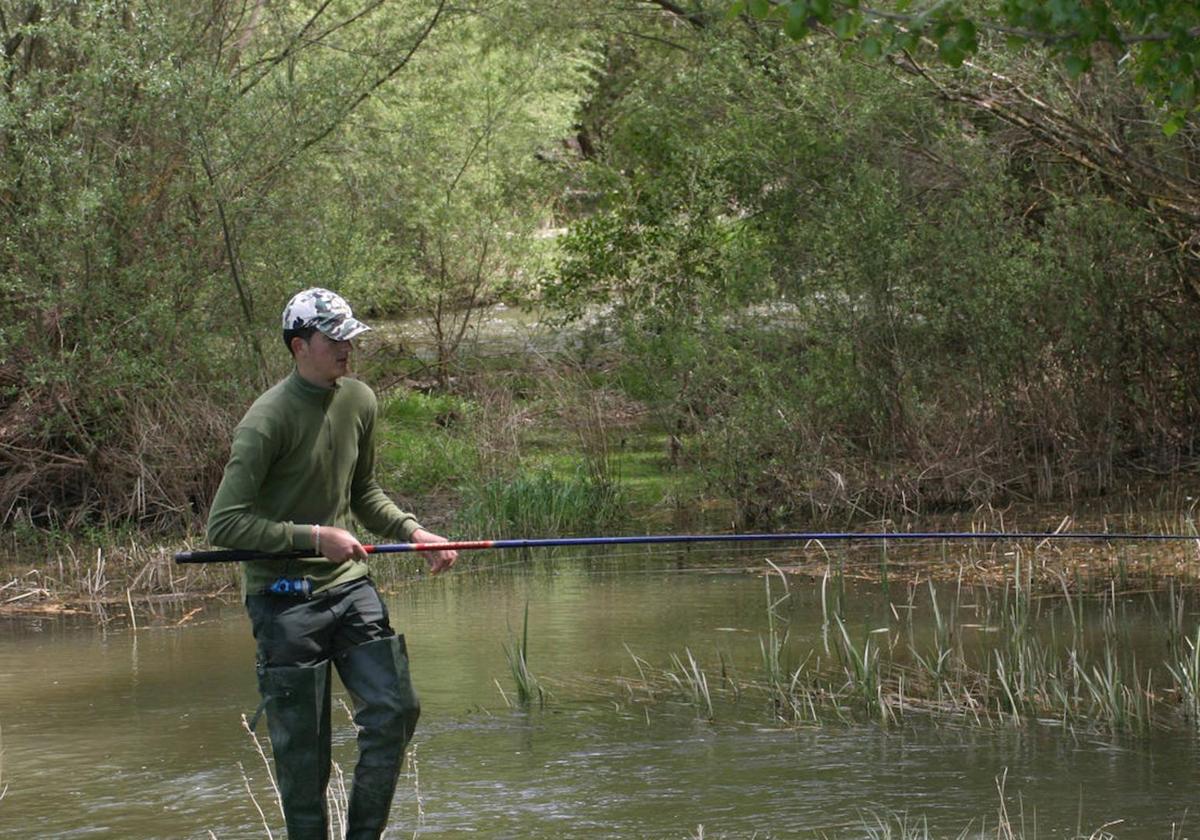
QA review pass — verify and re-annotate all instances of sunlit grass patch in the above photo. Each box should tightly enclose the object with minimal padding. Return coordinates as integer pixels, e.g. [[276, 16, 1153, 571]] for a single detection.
[[376, 391, 476, 494], [454, 465, 627, 539]]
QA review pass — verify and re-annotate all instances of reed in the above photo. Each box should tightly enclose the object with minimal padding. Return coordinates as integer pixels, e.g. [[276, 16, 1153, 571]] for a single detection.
[[1167, 626, 1200, 722], [240, 713, 284, 832], [1072, 645, 1138, 732], [833, 615, 888, 723], [0, 722, 6, 803], [1, 528, 237, 609], [1163, 580, 1187, 660], [455, 466, 626, 540], [624, 562, 1200, 737], [760, 562, 793, 714], [831, 769, 1179, 839], [666, 649, 714, 720], [858, 811, 937, 840], [502, 602, 544, 708], [908, 579, 956, 706]]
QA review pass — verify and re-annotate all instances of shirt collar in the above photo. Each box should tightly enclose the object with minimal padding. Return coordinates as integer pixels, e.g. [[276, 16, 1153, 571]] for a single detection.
[[286, 368, 339, 403]]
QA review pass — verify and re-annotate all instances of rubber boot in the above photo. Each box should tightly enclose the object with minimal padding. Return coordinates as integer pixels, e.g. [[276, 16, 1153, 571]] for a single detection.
[[335, 635, 421, 840], [256, 660, 333, 840]]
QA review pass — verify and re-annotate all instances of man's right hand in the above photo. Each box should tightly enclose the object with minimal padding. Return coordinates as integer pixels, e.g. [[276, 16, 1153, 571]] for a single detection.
[[316, 525, 368, 564]]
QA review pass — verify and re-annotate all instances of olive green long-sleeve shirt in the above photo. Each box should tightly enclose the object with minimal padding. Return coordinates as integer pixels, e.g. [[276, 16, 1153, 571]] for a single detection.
[[207, 370, 421, 594]]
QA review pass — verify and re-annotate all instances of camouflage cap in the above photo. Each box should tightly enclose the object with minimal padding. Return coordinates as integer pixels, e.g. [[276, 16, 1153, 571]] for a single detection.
[[281, 288, 371, 342]]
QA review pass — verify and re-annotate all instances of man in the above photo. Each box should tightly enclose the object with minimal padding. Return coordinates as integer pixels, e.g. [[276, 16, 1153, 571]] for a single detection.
[[207, 287, 457, 839]]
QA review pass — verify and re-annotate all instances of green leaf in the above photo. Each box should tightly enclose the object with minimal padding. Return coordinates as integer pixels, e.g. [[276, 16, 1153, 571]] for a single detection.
[[749, 0, 771, 19], [833, 12, 863, 40], [1169, 79, 1196, 105], [1163, 113, 1183, 137], [785, 3, 810, 39], [726, 0, 747, 19], [861, 36, 883, 58], [893, 30, 920, 52]]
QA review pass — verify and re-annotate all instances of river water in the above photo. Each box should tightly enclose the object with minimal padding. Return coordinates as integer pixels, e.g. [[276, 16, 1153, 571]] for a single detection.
[[1, 547, 1197, 839]]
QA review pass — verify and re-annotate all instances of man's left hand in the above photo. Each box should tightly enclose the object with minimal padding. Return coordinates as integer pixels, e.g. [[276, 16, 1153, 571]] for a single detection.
[[412, 528, 458, 574]]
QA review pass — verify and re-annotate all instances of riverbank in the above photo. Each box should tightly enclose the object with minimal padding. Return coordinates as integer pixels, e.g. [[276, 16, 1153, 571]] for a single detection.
[[5, 335, 1200, 616]]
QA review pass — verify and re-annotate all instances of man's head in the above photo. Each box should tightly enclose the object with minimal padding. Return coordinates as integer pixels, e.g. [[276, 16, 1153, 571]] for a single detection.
[[282, 288, 371, 385]]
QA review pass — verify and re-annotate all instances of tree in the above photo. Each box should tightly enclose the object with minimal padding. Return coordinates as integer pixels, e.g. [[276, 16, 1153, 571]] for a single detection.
[[342, 6, 593, 387], [728, 0, 1200, 133], [546, 2, 1200, 521], [0, 0, 449, 528]]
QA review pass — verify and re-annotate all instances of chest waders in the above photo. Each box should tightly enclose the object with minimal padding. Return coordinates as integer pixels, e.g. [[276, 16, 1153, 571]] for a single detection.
[[336, 635, 420, 840], [249, 580, 420, 840], [254, 660, 333, 839]]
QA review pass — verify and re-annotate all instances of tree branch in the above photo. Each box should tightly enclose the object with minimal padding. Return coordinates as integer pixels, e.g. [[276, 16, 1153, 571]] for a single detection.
[[260, 0, 448, 180], [642, 0, 708, 30]]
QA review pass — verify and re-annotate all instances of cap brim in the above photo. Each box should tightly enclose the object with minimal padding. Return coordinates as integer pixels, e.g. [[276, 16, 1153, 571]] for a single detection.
[[317, 318, 371, 341]]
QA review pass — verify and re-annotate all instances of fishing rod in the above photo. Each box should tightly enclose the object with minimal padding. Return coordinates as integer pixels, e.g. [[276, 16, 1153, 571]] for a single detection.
[[173, 529, 1200, 564]]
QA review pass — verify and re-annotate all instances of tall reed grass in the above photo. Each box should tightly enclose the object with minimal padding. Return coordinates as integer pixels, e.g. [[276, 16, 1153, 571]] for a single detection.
[[1167, 626, 1200, 722], [666, 648, 714, 719], [501, 602, 544, 708], [0, 722, 7, 803], [628, 561, 1200, 736], [455, 466, 626, 539]]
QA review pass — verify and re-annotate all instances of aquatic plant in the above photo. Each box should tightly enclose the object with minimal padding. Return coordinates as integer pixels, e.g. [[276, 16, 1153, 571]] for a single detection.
[[759, 562, 792, 713], [908, 579, 957, 706], [619, 562, 1200, 739], [1167, 626, 1200, 722], [0, 722, 7, 803], [667, 649, 714, 720], [239, 713, 283, 836], [857, 810, 935, 840], [827, 768, 1179, 839], [502, 602, 544, 708], [833, 615, 889, 724]]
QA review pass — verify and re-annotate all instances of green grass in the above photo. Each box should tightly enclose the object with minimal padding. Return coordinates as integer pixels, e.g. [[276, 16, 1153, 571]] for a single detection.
[[523, 429, 704, 512], [666, 648, 714, 720], [375, 385, 705, 531], [376, 391, 476, 494], [454, 466, 627, 539]]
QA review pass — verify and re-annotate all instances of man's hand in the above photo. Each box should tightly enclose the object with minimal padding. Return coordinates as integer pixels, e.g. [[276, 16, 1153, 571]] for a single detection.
[[412, 528, 458, 574], [316, 525, 369, 564]]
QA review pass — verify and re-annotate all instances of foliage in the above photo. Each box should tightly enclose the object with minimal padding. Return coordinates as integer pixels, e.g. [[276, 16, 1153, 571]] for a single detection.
[[0, 1, 589, 529], [3, 0, 1199, 537], [344, 8, 595, 384], [501, 601, 544, 708], [728, 0, 1200, 132], [547, 9, 1200, 524]]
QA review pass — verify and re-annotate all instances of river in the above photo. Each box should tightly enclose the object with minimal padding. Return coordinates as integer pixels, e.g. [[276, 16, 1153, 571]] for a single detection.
[[1, 546, 1197, 838]]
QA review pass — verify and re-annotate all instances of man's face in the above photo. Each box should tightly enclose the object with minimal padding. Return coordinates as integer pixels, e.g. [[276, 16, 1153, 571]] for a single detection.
[[295, 330, 353, 386]]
